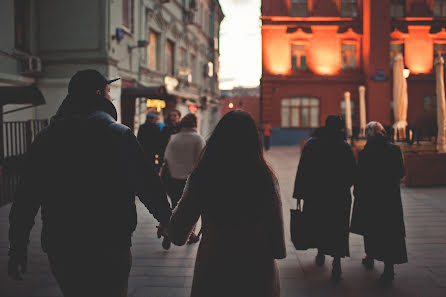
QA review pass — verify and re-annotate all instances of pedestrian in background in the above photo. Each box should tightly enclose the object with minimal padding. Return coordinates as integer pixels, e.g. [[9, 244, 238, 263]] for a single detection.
[[163, 113, 205, 245], [168, 110, 286, 297], [262, 121, 272, 151], [351, 121, 407, 285], [8, 70, 172, 297], [160, 109, 182, 156], [293, 115, 356, 282], [137, 113, 162, 170]]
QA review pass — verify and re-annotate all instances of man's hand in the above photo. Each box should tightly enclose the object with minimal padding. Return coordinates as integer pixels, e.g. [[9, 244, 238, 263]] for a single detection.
[[8, 248, 28, 280]]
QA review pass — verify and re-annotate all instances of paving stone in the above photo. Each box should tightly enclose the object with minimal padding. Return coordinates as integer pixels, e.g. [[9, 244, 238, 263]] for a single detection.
[[1, 146, 446, 296]]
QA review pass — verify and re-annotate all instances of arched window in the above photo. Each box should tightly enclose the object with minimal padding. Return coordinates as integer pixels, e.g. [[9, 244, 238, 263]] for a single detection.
[[281, 97, 320, 128]]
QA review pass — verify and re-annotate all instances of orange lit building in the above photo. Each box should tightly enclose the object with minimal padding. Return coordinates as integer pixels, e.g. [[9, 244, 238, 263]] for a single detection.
[[261, 0, 446, 145]]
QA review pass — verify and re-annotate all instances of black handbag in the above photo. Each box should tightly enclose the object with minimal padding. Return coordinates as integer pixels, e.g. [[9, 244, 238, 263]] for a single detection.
[[290, 199, 309, 250]]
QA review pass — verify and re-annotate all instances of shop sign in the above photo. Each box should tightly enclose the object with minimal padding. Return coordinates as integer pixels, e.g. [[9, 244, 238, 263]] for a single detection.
[[146, 99, 166, 112], [189, 105, 198, 113], [164, 76, 179, 92]]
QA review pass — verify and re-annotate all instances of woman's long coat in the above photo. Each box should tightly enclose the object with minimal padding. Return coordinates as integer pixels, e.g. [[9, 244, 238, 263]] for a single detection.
[[293, 131, 356, 257], [350, 140, 408, 264], [168, 178, 286, 297]]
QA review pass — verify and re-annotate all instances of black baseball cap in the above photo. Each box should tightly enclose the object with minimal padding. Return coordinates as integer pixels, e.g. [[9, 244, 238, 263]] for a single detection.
[[68, 69, 120, 95]]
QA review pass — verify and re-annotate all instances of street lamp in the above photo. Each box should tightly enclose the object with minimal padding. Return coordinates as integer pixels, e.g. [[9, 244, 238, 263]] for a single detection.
[[403, 68, 410, 79]]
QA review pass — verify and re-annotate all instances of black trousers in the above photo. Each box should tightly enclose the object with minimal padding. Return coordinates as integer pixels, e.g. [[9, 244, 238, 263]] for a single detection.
[[48, 248, 132, 297], [166, 178, 187, 209]]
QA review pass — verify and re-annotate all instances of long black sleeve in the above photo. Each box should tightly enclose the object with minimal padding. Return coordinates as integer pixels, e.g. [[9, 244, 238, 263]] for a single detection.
[[120, 130, 172, 225]]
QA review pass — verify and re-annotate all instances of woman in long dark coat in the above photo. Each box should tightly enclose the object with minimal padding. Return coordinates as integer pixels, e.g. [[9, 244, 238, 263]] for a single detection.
[[293, 116, 356, 281], [168, 111, 286, 297], [351, 121, 407, 284]]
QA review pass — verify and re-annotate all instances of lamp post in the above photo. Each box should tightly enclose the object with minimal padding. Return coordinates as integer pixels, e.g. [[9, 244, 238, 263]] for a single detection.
[[359, 86, 366, 137], [344, 91, 352, 138]]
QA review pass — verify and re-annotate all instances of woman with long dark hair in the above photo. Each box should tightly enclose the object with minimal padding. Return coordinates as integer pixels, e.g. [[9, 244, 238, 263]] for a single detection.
[[168, 111, 286, 297]]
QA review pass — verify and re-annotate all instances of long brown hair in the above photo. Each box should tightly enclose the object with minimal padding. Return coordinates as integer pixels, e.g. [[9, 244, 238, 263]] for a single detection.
[[189, 110, 279, 222]]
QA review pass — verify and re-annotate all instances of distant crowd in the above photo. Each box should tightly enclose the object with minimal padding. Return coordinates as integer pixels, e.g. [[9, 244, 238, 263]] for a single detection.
[[6, 69, 407, 297]]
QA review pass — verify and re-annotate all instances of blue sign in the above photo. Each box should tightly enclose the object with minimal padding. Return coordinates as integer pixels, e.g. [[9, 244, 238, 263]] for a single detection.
[[371, 69, 389, 81]]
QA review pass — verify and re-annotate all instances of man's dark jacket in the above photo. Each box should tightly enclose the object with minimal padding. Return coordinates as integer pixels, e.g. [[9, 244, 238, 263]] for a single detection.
[[8, 94, 172, 253]]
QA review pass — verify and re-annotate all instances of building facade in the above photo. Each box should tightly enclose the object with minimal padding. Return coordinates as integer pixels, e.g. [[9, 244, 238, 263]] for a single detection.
[[1, 0, 224, 140], [261, 0, 446, 145]]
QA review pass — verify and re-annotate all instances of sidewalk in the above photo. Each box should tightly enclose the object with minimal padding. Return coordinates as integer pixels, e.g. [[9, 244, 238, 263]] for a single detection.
[[1, 146, 446, 297]]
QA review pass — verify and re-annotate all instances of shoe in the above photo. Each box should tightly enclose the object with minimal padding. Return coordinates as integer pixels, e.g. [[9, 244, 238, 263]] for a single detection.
[[331, 263, 342, 283], [162, 237, 171, 250], [379, 272, 394, 287], [362, 256, 374, 270], [315, 253, 325, 266], [187, 233, 200, 244]]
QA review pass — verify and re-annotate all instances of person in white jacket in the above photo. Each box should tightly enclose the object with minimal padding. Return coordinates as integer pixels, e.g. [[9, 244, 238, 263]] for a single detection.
[[164, 113, 206, 243]]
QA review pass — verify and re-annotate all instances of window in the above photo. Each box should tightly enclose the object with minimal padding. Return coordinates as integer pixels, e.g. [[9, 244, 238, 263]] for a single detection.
[[148, 31, 160, 71], [340, 0, 358, 17], [166, 40, 175, 76], [190, 54, 196, 83], [390, 0, 405, 17], [180, 48, 187, 67], [291, 43, 308, 70], [281, 97, 320, 128], [434, 0, 446, 17], [341, 42, 357, 70], [390, 43, 404, 66], [291, 0, 308, 17], [14, 0, 31, 52], [122, 0, 134, 32]]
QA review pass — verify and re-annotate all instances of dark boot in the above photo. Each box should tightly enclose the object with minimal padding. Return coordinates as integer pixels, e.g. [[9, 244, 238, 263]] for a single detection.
[[380, 262, 395, 286], [331, 257, 342, 282], [315, 250, 325, 266]]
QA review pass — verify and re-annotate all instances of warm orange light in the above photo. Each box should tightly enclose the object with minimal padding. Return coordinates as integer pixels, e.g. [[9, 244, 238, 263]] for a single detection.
[[308, 26, 341, 75], [229, 103, 234, 108], [262, 27, 291, 75], [405, 26, 433, 74]]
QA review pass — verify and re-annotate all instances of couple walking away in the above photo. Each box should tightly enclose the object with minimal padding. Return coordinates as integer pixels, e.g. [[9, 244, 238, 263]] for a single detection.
[[8, 69, 286, 297], [293, 116, 407, 284]]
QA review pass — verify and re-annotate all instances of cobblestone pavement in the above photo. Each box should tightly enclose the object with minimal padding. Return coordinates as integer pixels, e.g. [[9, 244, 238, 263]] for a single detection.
[[1, 146, 446, 297]]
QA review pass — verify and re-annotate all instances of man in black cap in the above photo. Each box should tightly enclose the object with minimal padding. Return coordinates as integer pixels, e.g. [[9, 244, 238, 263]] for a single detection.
[[293, 115, 356, 283], [8, 69, 172, 297]]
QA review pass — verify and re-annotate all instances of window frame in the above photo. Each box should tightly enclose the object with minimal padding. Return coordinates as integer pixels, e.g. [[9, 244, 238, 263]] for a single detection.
[[340, 0, 358, 18], [291, 42, 309, 71], [341, 40, 358, 70], [281, 97, 320, 129], [165, 39, 175, 76], [390, 0, 405, 17], [14, 0, 31, 53], [148, 30, 160, 71], [434, 0, 446, 17], [122, 0, 134, 33], [291, 0, 308, 17]]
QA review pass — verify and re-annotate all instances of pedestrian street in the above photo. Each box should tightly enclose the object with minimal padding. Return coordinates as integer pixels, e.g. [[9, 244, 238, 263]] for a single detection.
[[1, 146, 446, 297]]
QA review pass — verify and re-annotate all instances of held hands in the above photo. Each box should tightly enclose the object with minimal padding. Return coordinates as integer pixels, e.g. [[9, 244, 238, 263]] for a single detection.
[[8, 248, 28, 281], [156, 224, 169, 239]]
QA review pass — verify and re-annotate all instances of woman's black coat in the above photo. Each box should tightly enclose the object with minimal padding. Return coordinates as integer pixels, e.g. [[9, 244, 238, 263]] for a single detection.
[[293, 128, 356, 257], [350, 138, 408, 264]]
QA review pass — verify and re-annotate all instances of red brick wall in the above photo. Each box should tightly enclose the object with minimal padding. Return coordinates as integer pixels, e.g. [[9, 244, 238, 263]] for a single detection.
[[221, 96, 260, 126]]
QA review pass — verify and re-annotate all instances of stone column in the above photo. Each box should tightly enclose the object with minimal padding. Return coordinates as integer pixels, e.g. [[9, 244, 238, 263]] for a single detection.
[[344, 91, 352, 137], [359, 86, 366, 137], [435, 56, 446, 153]]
